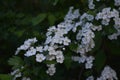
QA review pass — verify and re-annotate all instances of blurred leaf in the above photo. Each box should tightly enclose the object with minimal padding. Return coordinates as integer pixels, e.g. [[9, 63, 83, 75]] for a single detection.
[[106, 40, 120, 55], [104, 25, 117, 35], [48, 14, 56, 25], [53, 0, 59, 6], [90, 32, 102, 53], [5, 11, 16, 18], [64, 50, 72, 69], [69, 43, 78, 51], [8, 56, 24, 69], [44, 60, 56, 64], [20, 16, 32, 25], [83, 70, 92, 77], [16, 13, 24, 18], [64, 56, 72, 69], [14, 30, 25, 37], [32, 67, 42, 76], [94, 50, 106, 72], [0, 74, 12, 80], [33, 31, 40, 37], [108, 26, 117, 34], [32, 14, 47, 26]]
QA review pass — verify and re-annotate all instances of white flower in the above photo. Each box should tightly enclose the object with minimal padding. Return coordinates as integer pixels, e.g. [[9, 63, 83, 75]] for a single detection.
[[114, 0, 120, 6], [96, 0, 100, 1], [63, 37, 71, 46], [24, 47, 36, 57], [91, 25, 102, 31], [36, 54, 46, 63], [11, 69, 22, 80], [86, 56, 95, 63], [108, 33, 118, 40], [48, 46, 57, 55], [88, 0, 95, 10], [85, 62, 93, 69], [89, 39, 95, 49], [56, 56, 64, 63], [11, 69, 20, 76], [56, 51, 64, 63], [76, 45, 85, 54], [64, 7, 80, 21], [49, 50, 56, 55], [43, 45, 49, 51], [45, 36, 52, 44], [101, 19, 109, 26], [36, 46, 43, 52], [24, 37, 37, 44], [46, 55, 55, 61], [46, 64, 56, 76], [15, 38, 37, 55], [86, 14, 94, 21], [72, 56, 80, 62], [48, 46, 54, 51], [86, 76, 94, 80], [22, 77, 31, 80], [79, 55, 86, 63], [82, 37, 91, 44], [97, 66, 118, 80], [18, 45, 30, 51], [76, 30, 82, 40]]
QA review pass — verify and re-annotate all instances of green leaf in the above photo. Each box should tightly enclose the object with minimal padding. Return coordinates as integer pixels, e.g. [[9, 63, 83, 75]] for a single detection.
[[94, 50, 106, 72], [64, 56, 72, 69], [90, 32, 102, 53], [53, 0, 59, 6], [44, 60, 56, 64], [14, 30, 25, 37], [20, 15, 32, 25], [84, 70, 92, 77], [8, 56, 24, 69], [16, 13, 24, 18], [0, 74, 12, 80], [48, 14, 56, 25], [106, 40, 120, 55], [32, 13, 47, 26], [69, 43, 78, 51]]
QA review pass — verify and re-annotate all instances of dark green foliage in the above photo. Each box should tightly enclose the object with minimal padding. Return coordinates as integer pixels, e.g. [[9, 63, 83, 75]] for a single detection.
[[0, 74, 12, 80], [8, 56, 24, 69], [94, 50, 106, 72], [0, 0, 120, 80]]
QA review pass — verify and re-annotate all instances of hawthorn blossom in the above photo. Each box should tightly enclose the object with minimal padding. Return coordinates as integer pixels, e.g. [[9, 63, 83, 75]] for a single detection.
[[22, 77, 31, 80], [24, 47, 36, 57], [46, 64, 56, 76], [86, 76, 94, 80], [36, 54, 46, 63], [97, 66, 118, 80], [15, 37, 37, 55]]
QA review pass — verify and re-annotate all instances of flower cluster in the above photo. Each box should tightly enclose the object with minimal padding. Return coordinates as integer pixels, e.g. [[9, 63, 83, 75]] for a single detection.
[[72, 56, 95, 69], [11, 66, 26, 80], [88, 0, 95, 9], [12, 7, 81, 78], [11, 69, 22, 80], [108, 17, 120, 40], [97, 66, 118, 80], [96, 7, 119, 25], [76, 22, 95, 54], [86, 76, 94, 80], [114, 0, 120, 6], [10, 0, 120, 79], [15, 38, 37, 55], [46, 64, 56, 76], [95, 7, 120, 40], [22, 77, 31, 80]]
